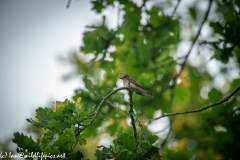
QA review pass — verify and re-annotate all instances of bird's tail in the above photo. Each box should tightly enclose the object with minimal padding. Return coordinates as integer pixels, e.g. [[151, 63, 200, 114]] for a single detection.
[[146, 91, 153, 97], [136, 92, 144, 96], [132, 87, 153, 97]]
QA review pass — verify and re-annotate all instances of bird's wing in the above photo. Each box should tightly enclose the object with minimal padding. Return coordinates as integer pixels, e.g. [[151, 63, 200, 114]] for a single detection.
[[128, 77, 145, 89]]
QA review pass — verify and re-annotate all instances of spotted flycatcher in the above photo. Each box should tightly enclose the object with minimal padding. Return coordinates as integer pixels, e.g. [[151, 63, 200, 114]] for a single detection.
[[120, 74, 153, 96]]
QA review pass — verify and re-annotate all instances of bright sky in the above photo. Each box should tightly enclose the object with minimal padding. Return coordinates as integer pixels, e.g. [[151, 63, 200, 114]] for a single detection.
[[0, 0, 105, 143]]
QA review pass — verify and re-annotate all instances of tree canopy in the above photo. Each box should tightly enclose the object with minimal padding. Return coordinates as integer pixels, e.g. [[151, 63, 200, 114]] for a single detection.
[[12, 0, 240, 159]]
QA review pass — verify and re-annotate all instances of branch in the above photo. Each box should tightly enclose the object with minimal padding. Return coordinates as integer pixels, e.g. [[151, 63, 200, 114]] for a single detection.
[[143, 85, 240, 122], [128, 91, 137, 140], [87, 79, 128, 117], [79, 87, 130, 134], [66, 0, 72, 9], [135, 117, 146, 140], [171, 0, 181, 17], [140, 0, 147, 9], [170, 0, 213, 94]]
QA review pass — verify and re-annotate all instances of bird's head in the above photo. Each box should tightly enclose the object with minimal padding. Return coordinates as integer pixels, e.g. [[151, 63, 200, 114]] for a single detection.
[[120, 74, 130, 80]]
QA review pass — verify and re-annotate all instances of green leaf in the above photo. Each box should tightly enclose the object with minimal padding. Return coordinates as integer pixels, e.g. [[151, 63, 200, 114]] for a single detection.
[[77, 135, 87, 145], [210, 22, 223, 35], [48, 119, 64, 130], [91, 1, 105, 13], [12, 132, 38, 152], [189, 7, 197, 20], [147, 135, 159, 145], [67, 151, 84, 159], [231, 79, 240, 91], [208, 88, 222, 103], [95, 145, 113, 160], [116, 149, 135, 160]]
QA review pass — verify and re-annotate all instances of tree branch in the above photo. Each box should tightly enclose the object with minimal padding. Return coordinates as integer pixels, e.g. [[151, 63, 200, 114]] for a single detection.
[[87, 79, 128, 117], [66, 0, 72, 9], [170, 0, 213, 97], [135, 117, 146, 140], [143, 85, 240, 122], [128, 91, 137, 140], [171, 0, 181, 17], [79, 87, 130, 134]]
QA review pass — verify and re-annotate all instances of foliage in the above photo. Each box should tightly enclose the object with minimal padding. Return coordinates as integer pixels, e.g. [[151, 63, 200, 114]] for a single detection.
[[13, 0, 240, 159], [12, 97, 159, 159], [13, 98, 87, 159], [95, 127, 160, 160]]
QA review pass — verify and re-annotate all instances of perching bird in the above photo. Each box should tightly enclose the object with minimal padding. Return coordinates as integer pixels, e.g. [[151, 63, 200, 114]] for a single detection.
[[120, 74, 153, 96]]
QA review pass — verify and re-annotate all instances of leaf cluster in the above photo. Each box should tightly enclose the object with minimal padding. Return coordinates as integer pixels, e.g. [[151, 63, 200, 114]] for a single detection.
[[13, 99, 90, 159], [203, 0, 240, 63], [95, 127, 161, 160]]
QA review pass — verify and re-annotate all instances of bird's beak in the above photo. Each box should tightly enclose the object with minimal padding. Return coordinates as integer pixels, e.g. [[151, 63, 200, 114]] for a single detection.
[[119, 76, 123, 79]]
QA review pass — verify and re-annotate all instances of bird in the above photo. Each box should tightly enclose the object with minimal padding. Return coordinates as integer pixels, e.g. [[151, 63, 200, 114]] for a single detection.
[[119, 74, 153, 96]]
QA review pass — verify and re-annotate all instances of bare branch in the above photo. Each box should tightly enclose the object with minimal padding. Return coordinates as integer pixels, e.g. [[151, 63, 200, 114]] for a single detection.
[[87, 79, 128, 117], [171, 0, 181, 16], [135, 117, 146, 140], [128, 91, 137, 140], [66, 0, 72, 9], [143, 85, 240, 122], [170, 0, 213, 97], [79, 87, 130, 133]]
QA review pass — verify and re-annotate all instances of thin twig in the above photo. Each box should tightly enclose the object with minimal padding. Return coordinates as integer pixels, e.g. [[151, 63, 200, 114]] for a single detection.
[[140, 0, 147, 8], [128, 91, 137, 140], [142, 85, 240, 122], [171, 0, 181, 16], [135, 117, 146, 140], [170, 0, 213, 98], [66, 0, 72, 9], [78, 87, 130, 135], [87, 79, 128, 117]]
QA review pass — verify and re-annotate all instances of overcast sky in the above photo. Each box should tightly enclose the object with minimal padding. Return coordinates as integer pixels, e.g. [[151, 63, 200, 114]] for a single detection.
[[0, 0, 118, 144]]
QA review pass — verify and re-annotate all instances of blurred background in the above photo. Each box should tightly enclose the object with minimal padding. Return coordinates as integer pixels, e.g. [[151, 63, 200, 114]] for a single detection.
[[1, 0, 240, 159]]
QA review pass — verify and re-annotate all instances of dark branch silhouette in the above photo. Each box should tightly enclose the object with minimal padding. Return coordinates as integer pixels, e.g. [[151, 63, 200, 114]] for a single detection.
[[87, 79, 128, 117], [75, 80, 239, 136], [128, 91, 137, 140], [170, 0, 213, 99], [143, 85, 240, 122], [78, 87, 130, 134], [171, 0, 181, 16], [66, 0, 72, 9]]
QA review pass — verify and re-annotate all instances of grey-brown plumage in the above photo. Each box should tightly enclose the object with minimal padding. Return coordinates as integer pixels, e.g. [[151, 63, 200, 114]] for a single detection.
[[120, 74, 153, 96]]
